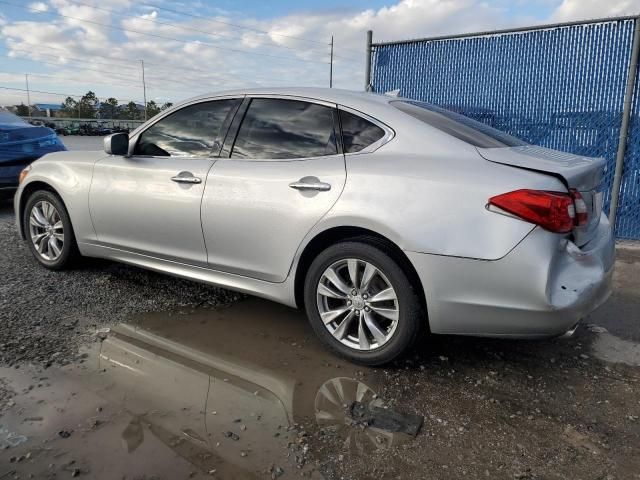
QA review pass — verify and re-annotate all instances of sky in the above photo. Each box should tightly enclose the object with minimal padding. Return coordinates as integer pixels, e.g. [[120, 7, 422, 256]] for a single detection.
[[0, 0, 639, 107]]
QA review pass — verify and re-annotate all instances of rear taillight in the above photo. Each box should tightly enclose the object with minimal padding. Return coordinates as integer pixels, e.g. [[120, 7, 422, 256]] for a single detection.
[[488, 189, 587, 233]]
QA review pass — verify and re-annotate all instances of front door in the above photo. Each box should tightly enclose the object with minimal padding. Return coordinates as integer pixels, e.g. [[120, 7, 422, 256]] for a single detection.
[[201, 97, 346, 282], [89, 98, 241, 266]]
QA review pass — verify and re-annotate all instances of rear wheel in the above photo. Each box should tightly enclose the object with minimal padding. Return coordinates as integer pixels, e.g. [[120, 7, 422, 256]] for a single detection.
[[23, 190, 79, 270], [304, 241, 423, 366]]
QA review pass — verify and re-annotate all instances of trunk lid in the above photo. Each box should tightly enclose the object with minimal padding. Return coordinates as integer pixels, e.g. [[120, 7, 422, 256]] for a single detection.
[[477, 145, 606, 246]]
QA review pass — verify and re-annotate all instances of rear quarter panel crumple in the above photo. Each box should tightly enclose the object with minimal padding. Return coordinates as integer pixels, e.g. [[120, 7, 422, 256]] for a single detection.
[[16, 151, 106, 245]]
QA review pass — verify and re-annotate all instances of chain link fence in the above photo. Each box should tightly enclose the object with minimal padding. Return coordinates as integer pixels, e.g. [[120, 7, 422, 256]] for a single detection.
[[368, 16, 640, 240]]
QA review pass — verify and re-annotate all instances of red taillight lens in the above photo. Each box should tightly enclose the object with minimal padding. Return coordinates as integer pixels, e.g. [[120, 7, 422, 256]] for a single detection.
[[489, 189, 576, 233]]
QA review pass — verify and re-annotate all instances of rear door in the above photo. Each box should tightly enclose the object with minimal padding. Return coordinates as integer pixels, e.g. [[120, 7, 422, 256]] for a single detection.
[[89, 98, 241, 265], [201, 96, 346, 282]]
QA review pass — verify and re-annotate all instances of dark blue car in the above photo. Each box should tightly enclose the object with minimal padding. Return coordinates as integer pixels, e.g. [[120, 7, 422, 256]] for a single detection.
[[0, 110, 66, 198]]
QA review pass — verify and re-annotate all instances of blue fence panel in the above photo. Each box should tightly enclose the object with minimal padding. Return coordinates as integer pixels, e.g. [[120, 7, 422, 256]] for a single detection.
[[619, 58, 640, 239], [371, 19, 639, 239]]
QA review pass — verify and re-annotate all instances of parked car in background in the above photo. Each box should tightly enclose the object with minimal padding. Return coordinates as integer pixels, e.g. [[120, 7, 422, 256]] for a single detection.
[[13, 88, 614, 365], [112, 125, 130, 134], [0, 109, 65, 198], [94, 122, 113, 136], [78, 123, 94, 136], [55, 123, 81, 136]]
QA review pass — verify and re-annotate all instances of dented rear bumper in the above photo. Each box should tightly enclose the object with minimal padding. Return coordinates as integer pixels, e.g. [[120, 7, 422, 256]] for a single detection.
[[406, 212, 615, 338]]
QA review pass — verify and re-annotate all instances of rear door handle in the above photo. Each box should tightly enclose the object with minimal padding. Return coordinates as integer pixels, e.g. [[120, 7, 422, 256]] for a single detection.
[[171, 172, 202, 184], [289, 180, 331, 192]]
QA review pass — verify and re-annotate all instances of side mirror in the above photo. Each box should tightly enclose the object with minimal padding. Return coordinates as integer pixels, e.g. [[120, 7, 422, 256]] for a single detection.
[[104, 132, 129, 156]]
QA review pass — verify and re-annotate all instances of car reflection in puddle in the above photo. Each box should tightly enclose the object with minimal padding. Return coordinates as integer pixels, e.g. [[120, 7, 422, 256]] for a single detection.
[[90, 298, 413, 478]]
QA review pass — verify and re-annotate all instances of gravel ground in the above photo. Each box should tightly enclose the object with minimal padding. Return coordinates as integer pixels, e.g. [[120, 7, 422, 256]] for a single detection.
[[0, 200, 241, 367]]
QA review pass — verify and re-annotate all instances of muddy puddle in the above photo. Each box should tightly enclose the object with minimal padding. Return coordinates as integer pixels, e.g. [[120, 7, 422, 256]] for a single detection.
[[1, 263, 639, 479], [0, 299, 415, 479]]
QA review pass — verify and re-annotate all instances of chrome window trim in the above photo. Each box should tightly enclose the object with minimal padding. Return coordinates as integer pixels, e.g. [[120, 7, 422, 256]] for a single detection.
[[225, 153, 345, 164], [127, 95, 245, 157], [337, 105, 395, 155], [245, 93, 337, 109]]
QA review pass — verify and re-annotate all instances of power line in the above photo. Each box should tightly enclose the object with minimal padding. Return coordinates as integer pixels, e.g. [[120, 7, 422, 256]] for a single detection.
[[1, 52, 231, 99], [3, 41, 314, 85], [1, 52, 144, 86], [0, 85, 143, 104], [0, 70, 142, 90], [6, 48, 140, 74], [2, 50, 207, 92], [1, 51, 222, 94], [0, 68, 229, 105], [139, 1, 328, 46], [66, 0, 334, 58], [139, 1, 366, 58], [0, 58, 205, 100], [0, 0, 330, 66]]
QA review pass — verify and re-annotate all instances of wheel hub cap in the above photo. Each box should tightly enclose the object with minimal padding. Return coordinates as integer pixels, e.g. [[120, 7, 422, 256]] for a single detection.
[[351, 294, 365, 310]]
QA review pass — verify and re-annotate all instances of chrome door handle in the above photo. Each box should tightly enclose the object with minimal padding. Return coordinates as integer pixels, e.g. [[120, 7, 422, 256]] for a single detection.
[[171, 173, 202, 184], [289, 181, 331, 192]]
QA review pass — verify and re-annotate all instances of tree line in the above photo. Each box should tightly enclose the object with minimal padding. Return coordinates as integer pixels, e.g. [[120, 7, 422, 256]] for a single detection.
[[37, 91, 172, 120]]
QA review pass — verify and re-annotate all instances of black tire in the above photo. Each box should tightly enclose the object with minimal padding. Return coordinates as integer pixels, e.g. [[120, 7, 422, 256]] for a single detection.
[[23, 190, 79, 270], [304, 240, 424, 366]]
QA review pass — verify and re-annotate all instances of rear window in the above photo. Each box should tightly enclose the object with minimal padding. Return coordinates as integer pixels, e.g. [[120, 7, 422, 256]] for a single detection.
[[391, 100, 527, 148], [339, 110, 386, 153]]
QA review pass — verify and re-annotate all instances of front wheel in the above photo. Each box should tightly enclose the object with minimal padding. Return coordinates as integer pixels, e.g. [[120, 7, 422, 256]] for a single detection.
[[23, 190, 79, 270], [304, 241, 423, 366]]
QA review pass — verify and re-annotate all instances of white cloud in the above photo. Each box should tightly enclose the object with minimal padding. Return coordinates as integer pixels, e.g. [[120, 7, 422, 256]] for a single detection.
[[2, 0, 640, 106], [28, 2, 49, 13], [551, 0, 640, 21]]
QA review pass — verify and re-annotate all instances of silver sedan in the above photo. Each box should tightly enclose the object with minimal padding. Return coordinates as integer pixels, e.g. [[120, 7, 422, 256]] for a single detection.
[[14, 88, 615, 365]]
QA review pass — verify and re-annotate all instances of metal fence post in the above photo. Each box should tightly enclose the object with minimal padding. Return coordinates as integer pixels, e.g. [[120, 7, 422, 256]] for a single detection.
[[365, 30, 373, 91], [610, 16, 640, 226]]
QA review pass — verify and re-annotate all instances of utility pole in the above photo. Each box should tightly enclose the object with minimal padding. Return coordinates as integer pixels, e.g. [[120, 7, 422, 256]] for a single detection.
[[141, 59, 147, 121], [25, 74, 31, 118], [610, 16, 640, 226], [329, 36, 334, 88], [365, 30, 373, 91]]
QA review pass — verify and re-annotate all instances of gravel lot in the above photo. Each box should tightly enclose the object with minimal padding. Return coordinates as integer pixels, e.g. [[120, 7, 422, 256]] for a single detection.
[[0, 200, 241, 366]]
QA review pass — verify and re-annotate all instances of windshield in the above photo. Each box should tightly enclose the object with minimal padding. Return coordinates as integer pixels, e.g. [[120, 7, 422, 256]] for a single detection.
[[391, 100, 528, 148]]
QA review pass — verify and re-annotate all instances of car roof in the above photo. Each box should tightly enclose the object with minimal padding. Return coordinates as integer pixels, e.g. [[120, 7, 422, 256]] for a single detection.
[[181, 87, 395, 111]]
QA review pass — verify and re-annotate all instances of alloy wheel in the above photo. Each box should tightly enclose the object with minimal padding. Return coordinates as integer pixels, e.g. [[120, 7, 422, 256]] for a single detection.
[[29, 200, 64, 261], [316, 258, 399, 351]]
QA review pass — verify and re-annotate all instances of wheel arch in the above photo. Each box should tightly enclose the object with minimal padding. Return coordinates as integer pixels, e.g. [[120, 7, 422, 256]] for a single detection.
[[18, 181, 66, 239], [293, 225, 427, 322]]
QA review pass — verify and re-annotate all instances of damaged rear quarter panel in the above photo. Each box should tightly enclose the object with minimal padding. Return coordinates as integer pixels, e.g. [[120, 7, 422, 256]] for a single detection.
[[324, 147, 566, 261]]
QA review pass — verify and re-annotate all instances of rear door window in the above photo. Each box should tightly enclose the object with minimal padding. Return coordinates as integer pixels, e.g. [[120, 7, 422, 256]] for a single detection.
[[134, 99, 240, 157], [230, 98, 337, 160], [391, 100, 527, 148], [339, 110, 386, 153]]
